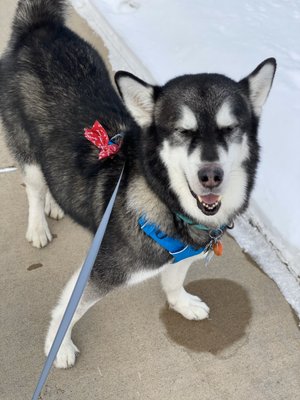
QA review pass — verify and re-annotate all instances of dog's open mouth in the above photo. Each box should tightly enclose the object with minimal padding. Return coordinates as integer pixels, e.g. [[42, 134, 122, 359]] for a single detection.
[[191, 191, 222, 215]]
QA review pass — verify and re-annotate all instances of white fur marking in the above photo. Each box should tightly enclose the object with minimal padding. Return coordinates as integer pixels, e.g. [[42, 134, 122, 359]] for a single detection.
[[176, 105, 198, 131], [127, 267, 164, 286], [216, 101, 237, 128], [218, 135, 250, 216]]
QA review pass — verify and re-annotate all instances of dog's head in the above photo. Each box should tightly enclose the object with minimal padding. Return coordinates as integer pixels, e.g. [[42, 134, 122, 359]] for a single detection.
[[115, 59, 276, 226]]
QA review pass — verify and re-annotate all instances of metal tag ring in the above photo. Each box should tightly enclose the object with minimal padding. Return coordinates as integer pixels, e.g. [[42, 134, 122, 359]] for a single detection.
[[209, 228, 223, 240]]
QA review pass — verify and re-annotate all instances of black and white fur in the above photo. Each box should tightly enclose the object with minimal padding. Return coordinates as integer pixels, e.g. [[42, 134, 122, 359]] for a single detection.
[[0, 0, 276, 368]]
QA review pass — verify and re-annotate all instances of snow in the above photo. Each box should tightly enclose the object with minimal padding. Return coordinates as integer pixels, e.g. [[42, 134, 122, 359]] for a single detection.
[[232, 211, 300, 318], [70, 0, 300, 316]]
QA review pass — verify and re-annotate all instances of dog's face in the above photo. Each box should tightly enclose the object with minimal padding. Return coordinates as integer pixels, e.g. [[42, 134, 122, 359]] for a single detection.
[[116, 59, 276, 226]]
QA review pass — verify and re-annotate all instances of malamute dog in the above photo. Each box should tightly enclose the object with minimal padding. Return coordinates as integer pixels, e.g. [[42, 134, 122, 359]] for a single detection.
[[0, 0, 276, 368]]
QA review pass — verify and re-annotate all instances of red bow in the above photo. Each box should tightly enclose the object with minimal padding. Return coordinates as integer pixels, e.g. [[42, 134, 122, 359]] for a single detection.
[[84, 120, 120, 160]]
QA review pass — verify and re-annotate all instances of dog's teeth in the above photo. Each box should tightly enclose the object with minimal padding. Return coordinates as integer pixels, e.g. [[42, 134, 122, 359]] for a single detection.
[[198, 196, 221, 212]]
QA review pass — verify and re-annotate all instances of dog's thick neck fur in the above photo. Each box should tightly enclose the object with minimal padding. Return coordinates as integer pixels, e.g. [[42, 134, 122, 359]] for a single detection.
[[125, 171, 210, 246]]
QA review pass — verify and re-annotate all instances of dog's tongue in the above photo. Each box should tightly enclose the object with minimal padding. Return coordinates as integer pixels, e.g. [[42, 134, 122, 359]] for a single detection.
[[199, 194, 220, 205]]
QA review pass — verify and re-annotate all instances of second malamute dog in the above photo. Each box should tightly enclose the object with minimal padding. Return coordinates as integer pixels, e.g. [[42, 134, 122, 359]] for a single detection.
[[0, 0, 276, 368]]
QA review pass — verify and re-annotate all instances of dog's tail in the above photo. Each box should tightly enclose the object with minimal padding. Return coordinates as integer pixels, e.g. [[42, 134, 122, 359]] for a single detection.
[[12, 0, 67, 41]]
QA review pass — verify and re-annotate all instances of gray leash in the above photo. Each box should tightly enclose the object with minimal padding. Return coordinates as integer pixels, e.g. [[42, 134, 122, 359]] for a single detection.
[[32, 166, 124, 400]]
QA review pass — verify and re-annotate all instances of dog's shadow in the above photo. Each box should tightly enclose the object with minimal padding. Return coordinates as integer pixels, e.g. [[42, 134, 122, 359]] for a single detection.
[[160, 279, 252, 355]]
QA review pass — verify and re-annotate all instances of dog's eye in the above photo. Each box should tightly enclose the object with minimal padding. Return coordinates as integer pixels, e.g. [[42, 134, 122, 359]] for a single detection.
[[220, 125, 238, 134], [177, 129, 194, 135]]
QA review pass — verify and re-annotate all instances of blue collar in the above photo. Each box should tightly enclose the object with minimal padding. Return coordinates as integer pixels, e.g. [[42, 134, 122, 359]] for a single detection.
[[138, 216, 206, 263], [138, 214, 231, 264]]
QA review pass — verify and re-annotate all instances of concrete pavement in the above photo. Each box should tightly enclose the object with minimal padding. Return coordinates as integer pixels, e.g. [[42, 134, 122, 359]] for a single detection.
[[0, 2, 299, 399]]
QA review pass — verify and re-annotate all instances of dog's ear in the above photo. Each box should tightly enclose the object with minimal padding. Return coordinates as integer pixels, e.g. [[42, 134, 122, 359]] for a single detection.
[[240, 58, 276, 117], [115, 71, 156, 127]]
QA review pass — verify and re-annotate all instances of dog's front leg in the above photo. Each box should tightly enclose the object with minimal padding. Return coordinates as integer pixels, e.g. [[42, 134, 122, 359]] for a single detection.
[[160, 256, 210, 320], [44, 269, 102, 368]]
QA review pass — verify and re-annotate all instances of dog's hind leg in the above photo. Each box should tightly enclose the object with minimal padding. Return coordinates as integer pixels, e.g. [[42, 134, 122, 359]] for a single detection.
[[44, 189, 65, 220], [44, 269, 102, 369], [161, 257, 210, 320], [23, 164, 52, 248]]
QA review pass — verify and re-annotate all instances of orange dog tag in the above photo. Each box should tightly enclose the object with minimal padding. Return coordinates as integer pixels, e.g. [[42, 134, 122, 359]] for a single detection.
[[213, 241, 223, 256]]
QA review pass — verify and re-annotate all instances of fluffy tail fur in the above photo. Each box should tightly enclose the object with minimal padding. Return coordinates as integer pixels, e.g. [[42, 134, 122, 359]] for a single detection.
[[12, 0, 67, 40]]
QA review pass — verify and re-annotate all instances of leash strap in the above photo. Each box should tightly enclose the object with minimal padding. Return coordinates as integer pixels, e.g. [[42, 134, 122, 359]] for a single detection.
[[32, 166, 124, 400]]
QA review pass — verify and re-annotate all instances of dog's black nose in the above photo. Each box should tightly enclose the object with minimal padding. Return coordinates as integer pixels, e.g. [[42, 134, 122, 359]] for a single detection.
[[198, 165, 224, 189]]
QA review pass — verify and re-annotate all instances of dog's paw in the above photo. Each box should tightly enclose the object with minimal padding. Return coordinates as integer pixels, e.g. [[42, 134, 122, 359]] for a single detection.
[[54, 340, 79, 369], [169, 290, 210, 320], [45, 337, 79, 369], [45, 191, 64, 220], [26, 218, 52, 248]]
